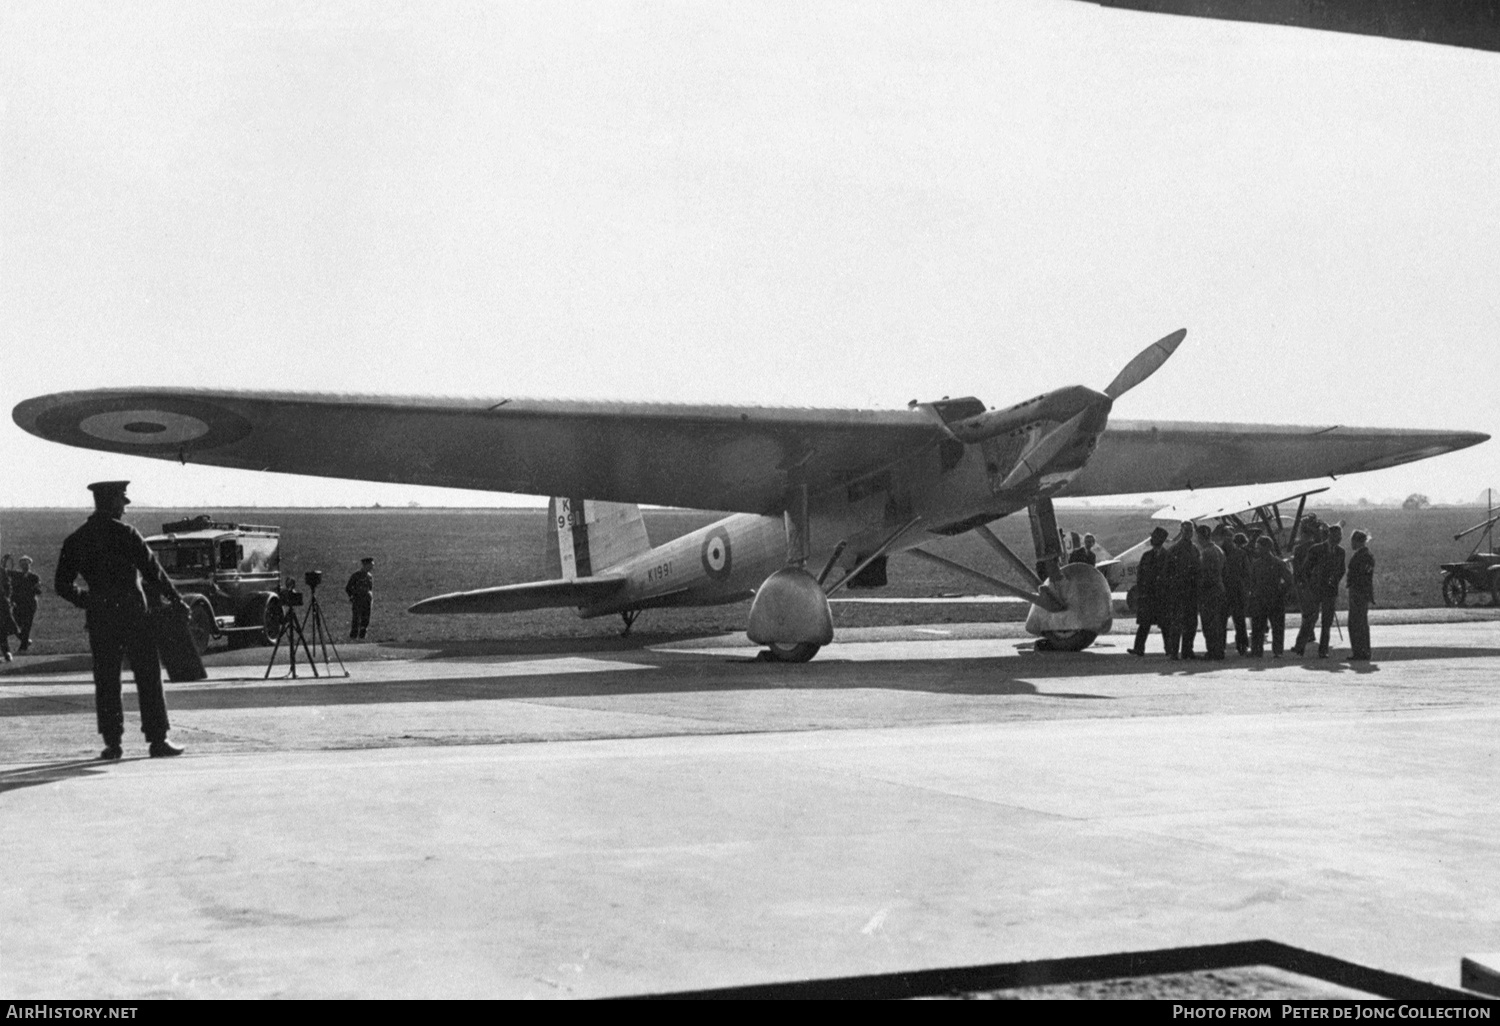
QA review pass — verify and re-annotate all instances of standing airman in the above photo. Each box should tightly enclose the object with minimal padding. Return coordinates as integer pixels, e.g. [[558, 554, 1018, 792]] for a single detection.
[[1247, 536, 1290, 657], [1222, 531, 1251, 656], [1345, 529, 1374, 662], [1130, 526, 1174, 656], [1195, 524, 1227, 660], [346, 557, 375, 640], [54, 481, 185, 759], [1167, 520, 1200, 660]]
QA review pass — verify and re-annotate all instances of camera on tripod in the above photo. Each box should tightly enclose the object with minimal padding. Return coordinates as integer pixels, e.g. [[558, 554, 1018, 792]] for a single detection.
[[278, 577, 304, 607], [303, 569, 323, 590]]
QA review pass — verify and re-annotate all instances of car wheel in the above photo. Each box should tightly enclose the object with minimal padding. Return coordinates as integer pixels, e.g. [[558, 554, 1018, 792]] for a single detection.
[[240, 593, 285, 646], [1441, 573, 1467, 607], [186, 597, 215, 656]]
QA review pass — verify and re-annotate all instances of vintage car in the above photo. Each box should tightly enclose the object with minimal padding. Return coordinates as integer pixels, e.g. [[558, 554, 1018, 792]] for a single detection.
[[144, 516, 286, 653], [1440, 513, 1500, 607]]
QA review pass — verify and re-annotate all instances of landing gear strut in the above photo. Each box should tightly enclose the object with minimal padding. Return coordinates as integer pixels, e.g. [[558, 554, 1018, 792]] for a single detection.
[[619, 609, 641, 636]]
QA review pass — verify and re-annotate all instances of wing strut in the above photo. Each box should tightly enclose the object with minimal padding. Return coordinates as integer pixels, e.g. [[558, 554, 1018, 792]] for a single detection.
[[904, 547, 1066, 612], [972, 524, 1045, 589], [826, 517, 923, 597]]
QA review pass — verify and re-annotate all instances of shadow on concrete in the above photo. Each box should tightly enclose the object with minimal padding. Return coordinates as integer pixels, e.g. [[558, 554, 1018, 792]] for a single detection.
[[2, 641, 1495, 718], [0, 757, 116, 796], [0, 655, 1099, 716]]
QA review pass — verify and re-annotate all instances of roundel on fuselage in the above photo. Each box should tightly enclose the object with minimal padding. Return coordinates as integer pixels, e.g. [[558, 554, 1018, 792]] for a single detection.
[[701, 527, 732, 580]]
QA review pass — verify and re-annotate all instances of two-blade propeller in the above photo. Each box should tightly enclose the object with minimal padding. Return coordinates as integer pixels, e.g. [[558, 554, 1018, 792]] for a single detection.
[[1001, 328, 1186, 490], [1103, 327, 1187, 400]]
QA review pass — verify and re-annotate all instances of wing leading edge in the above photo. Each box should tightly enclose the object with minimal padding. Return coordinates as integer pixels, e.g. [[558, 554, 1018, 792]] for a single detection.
[[1064, 420, 1489, 497], [12, 389, 945, 515], [12, 391, 1488, 507]]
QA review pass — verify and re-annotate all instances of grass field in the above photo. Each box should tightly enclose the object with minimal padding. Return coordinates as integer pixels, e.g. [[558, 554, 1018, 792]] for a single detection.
[[0, 504, 1489, 655]]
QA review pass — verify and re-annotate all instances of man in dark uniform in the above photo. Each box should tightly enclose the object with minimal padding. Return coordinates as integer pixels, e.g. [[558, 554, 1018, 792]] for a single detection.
[[1129, 526, 1173, 656], [1247, 536, 1290, 657], [1067, 534, 1098, 566], [1222, 531, 1251, 656], [1166, 520, 1200, 659], [346, 557, 375, 640], [1291, 516, 1325, 656], [55, 481, 186, 760], [9, 556, 42, 653], [1312, 525, 1348, 658], [1346, 529, 1375, 661], [1195, 524, 1228, 660]]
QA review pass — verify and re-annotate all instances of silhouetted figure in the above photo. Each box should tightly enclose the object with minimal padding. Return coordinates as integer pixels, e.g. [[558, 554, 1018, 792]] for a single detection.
[[1247, 536, 1290, 657], [346, 557, 375, 640], [54, 481, 186, 760], [1346, 530, 1375, 661], [1130, 526, 1174, 656], [1195, 524, 1227, 660], [1222, 531, 1250, 655], [1166, 521, 1200, 659]]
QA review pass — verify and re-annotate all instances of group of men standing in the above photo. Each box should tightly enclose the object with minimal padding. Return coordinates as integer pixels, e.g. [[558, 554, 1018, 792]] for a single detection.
[[1130, 515, 1375, 662]]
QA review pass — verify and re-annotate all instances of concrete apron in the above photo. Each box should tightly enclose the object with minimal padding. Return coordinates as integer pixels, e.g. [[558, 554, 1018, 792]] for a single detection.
[[1, 621, 1497, 998]]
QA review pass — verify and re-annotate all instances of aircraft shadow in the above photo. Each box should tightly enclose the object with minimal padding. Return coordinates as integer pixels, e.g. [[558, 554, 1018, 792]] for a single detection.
[[0, 657, 1088, 715], [3, 644, 1497, 719], [0, 757, 116, 796]]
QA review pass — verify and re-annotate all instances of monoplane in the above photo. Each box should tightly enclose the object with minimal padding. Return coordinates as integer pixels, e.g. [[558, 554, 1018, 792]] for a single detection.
[[12, 330, 1487, 659]]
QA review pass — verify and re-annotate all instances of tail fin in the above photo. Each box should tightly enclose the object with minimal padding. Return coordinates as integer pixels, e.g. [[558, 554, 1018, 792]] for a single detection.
[[544, 498, 651, 580]]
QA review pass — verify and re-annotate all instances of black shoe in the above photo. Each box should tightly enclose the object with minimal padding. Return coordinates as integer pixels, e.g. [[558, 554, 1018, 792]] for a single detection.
[[1128, 648, 1144, 657], [148, 739, 184, 758], [1182, 652, 1198, 660], [99, 743, 122, 761]]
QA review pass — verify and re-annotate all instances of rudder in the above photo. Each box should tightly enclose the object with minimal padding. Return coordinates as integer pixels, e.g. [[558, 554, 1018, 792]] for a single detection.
[[544, 498, 651, 580]]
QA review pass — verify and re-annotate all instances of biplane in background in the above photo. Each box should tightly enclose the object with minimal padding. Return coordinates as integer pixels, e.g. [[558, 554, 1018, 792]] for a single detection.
[[12, 330, 1488, 660], [1100, 486, 1330, 611]]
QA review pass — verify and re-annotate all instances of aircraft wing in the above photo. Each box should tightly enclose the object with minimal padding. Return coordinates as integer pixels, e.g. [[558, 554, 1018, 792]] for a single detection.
[[409, 576, 628, 615], [1063, 420, 1488, 497], [11, 389, 944, 515], [1150, 486, 1331, 523]]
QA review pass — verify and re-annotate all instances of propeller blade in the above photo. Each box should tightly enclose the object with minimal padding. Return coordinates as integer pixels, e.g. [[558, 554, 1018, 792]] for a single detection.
[[1103, 328, 1187, 400], [999, 408, 1090, 490]]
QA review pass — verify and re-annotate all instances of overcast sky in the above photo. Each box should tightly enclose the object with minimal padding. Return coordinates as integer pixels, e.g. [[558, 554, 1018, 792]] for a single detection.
[[3, 0, 1497, 510]]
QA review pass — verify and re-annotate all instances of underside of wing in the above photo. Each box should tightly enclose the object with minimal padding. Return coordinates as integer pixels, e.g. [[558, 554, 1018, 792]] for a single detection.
[[409, 576, 628, 615], [12, 389, 945, 514], [1065, 420, 1490, 498]]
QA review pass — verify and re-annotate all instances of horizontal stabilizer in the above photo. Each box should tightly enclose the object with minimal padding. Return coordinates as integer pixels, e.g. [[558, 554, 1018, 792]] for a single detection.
[[409, 576, 628, 615]]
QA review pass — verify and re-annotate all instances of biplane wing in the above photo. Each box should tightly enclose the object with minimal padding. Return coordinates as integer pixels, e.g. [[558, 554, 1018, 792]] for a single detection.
[[1149, 485, 1332, 524]]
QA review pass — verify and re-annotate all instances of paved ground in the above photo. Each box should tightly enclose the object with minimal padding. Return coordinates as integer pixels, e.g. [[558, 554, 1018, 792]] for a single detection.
[[1, 616, 1497, 998]]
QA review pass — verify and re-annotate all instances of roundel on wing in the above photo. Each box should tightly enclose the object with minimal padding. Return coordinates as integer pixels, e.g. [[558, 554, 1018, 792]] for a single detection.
[[30, 395, 254, 454], [701, 527, 733, 580]]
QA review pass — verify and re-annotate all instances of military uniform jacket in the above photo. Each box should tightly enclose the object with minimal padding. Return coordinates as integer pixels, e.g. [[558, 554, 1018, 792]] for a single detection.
[[1248, 552, 1291, 604], [1166, 537, 1200, 605], [1222, 545, 1250, 599], [1313, 543, 1347, 598], [1134, 546, 1171, 622], [1347, 548, 1375, 600], [8, 570, 42, 609], [55, 513, 181, 625], [346, 570, 374, 599], [1067, 547, 1097, 566], [1196, 543, 1226, 596]]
